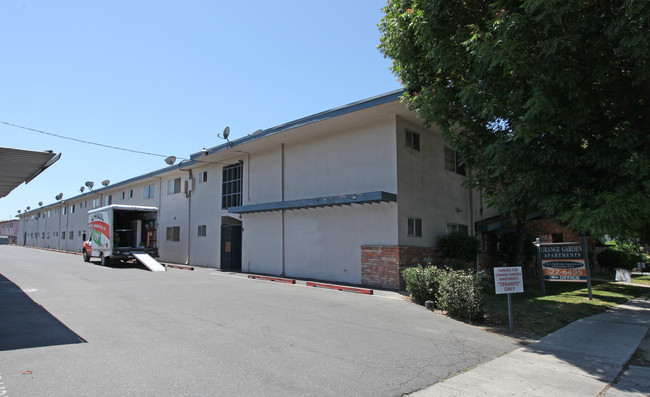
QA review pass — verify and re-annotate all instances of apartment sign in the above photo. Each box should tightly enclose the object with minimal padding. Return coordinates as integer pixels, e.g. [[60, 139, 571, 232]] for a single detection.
[[539, 242, 587, 282]]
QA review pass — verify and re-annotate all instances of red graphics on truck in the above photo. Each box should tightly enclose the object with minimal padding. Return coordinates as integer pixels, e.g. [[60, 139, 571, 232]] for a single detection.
[[89, 211, 110, 247]]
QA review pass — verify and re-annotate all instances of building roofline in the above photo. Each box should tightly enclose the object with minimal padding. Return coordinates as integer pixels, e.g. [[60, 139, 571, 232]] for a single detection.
[[190, 90, 404, 159], [19, 90, 405, 216]]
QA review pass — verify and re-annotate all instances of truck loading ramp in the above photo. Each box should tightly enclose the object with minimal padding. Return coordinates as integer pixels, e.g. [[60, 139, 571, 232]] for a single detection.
[[132, 252, 166, 272]]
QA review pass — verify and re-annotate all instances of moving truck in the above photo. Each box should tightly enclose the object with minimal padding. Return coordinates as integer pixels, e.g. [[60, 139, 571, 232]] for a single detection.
[[83, 205, 164, 271]]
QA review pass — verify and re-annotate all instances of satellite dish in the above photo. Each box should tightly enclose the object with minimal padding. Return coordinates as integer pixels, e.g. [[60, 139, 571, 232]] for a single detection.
[[223, 126, 230, 140], [85, 181, 94, 189], [17, 210, 21, 214], [38, 201, 43, 206], [80, 186, 85, 193], [164, 156, 176, 165], [101, 180, 110, 187], [55, 193, 63, 201], [26, 206, 31, 210]]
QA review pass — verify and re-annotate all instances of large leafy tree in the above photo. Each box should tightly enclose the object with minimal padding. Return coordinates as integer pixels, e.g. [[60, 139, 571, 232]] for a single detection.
[[379, 0, 650, 264]]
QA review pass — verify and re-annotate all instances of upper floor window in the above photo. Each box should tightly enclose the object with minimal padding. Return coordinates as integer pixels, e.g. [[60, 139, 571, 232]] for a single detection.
[[198, 171, 208, 184], [406, 130, 420, 151], [105, 195, 112, 206], [222, 163, 242, 209], [144, 184, 155, 200], [92, 198, 101, 208], [444, 147, 466, 176], [168, 178, 181, 195]]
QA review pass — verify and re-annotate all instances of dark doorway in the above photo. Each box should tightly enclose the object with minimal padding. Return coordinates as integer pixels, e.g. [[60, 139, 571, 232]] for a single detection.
[[220, 223, 242, 271]]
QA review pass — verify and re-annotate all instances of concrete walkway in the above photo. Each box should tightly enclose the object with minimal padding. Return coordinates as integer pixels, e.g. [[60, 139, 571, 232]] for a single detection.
[[410, 296, 650, 397]]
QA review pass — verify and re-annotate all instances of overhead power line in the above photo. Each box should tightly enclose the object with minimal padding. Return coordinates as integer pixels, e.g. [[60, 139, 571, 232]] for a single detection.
[[1, 121, 171, 158]]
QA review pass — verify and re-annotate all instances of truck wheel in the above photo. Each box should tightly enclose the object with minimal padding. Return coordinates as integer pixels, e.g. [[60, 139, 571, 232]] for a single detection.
[[82, 249, 90, 262], [100, 253, 110, 266]]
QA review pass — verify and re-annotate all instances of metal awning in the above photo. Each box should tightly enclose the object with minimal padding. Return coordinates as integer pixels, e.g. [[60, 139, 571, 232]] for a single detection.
[[0, 147, 61, 198], [228, 191, 397, 214]]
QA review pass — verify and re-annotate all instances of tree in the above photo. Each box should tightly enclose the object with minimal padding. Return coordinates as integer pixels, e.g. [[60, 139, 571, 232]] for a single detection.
[[378, 1, 650, 264]]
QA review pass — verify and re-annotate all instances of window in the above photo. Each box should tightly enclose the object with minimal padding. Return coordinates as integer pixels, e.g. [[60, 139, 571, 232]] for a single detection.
[[447, 223, 469, 234], [63, 207, 67, 215], [166, 226, 181, 242], [92, 198, 101, 208], [144, 184, 155, 200], [444, 147, 466, 176], [168, 178, 181, 194], [105, 195, 112, 206], [222, 163, 242, 209], [61, 231, 66, 240], [69, 231, 73, 240], [198, 171, 208, 183], [70, 204, 75, 214], [121, 191, 126, 200], [198, 225, 207, 237], [407, 217, 422, 237], [406, 130, 420, 151], [129, 189, 133, 198]]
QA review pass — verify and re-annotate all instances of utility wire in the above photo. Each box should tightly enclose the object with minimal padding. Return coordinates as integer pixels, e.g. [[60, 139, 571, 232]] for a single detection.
[[1, 120, 172, 159]]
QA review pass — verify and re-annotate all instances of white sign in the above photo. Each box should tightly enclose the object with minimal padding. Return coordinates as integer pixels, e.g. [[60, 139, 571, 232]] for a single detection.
[[494, 266, 524, 294]]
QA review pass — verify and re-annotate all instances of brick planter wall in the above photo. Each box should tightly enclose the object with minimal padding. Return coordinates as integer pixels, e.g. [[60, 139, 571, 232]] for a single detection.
[[361, 245, 441, 290]]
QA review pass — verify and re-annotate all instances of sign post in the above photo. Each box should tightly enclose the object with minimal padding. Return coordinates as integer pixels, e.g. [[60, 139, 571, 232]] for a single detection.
[[494, 266, 524, 334]]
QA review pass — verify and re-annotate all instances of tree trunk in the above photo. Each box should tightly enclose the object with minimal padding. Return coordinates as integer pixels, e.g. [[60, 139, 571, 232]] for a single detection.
[[514, 217, 527, 267]]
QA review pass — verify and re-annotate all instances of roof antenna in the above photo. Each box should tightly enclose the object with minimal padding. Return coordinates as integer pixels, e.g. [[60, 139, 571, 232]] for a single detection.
[[218, 126, 231, 147]]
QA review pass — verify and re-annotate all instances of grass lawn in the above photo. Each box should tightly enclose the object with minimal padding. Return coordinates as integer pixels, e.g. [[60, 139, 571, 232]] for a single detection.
[[632, 274, 650, 286], [482, 279, 650, 339]]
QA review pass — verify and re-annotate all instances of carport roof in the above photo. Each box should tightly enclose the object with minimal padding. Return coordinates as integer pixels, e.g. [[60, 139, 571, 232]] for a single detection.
[[0, 147, 61, 198]]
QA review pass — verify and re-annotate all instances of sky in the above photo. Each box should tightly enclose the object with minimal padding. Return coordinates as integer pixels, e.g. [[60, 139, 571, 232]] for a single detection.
[[0, 0, 400, 220]]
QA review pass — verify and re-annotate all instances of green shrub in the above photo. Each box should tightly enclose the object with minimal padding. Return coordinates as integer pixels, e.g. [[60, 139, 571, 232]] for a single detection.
[[597, 241, 649, 270], [401, 265, 442, 305], [597, 249, 631, 271], [436, 269, 489, 322], [437, 231, 480, 262]]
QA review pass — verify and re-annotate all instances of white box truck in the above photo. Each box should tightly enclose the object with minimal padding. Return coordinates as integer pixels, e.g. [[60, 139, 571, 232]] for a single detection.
[[82, 205, 165, 271]]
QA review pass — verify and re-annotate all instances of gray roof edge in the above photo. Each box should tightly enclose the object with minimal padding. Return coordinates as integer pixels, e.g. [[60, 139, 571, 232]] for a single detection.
[[19, 91, 405, 216], [191, 90, 405, 159]]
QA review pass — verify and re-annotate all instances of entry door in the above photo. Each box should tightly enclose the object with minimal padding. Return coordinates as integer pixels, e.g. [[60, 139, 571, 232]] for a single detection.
[[220, 224, 242, 270]]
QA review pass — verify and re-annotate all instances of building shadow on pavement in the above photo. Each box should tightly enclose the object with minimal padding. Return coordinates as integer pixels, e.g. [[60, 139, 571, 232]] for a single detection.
[[0, 273, 87, 351]]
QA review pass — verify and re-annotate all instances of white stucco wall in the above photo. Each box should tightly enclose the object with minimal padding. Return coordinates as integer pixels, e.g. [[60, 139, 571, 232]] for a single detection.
[[240, 117, 399, 283], [396, 117, 476, 247]]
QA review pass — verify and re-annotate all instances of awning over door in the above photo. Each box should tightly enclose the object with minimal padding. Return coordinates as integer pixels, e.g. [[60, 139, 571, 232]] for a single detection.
[[228, 191, 397, 214]]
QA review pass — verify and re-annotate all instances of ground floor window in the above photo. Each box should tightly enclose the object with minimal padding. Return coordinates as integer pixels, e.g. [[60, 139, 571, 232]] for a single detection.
[[407, 217, 422, 237], [447, 223, 469, 234], [197, 225, 207, 237], [166, 226, 180, 242]]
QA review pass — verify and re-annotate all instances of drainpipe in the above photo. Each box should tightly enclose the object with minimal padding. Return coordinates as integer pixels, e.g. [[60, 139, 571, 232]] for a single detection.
[[281, 143, 285, 276], [186, 170, 193, 265]]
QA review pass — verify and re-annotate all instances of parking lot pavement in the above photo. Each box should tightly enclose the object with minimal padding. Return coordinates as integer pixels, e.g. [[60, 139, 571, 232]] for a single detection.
[[0, 246, 519, 396]]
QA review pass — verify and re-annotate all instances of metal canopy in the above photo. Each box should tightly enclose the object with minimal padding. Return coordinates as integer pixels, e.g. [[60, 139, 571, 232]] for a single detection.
[[228, 191, 397, 214], [0, 147, 61, 199]]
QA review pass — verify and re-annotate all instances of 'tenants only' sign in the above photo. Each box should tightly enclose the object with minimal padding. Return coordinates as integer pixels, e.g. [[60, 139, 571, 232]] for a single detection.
[[494, 267, 524, 294]]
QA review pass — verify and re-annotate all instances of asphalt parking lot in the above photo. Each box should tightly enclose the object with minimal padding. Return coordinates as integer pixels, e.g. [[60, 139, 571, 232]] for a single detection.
[[0, 246, 518, 396]]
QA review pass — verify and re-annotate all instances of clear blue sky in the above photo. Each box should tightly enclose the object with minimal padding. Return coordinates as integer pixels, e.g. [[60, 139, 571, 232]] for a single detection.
[[0, 0, 400, 220]]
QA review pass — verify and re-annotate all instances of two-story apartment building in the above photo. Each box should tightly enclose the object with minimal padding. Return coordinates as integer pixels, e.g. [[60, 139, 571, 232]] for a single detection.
[[18, 91, 497, 289]]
